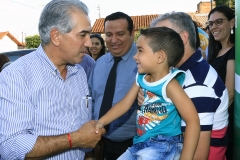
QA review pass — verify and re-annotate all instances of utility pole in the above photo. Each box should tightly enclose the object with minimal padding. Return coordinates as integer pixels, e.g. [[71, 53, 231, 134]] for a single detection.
[[24, 33, 26, 48], [97, 4, 101, 18], [21, 32, 23, 44], [210, 0, 212, 10]]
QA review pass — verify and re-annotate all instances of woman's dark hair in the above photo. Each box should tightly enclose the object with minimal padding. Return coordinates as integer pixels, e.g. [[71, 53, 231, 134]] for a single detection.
[[90, 34, 106, 60], [193, 21, 200, 49], [207, 6, 235, 63], [0, 54, 10, 71]]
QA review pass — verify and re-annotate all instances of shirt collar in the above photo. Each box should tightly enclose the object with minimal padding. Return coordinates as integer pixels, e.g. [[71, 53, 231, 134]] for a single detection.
[[178, 49, 202, 71], [107, 42, 137, 62], [36, 45, 79, 76]]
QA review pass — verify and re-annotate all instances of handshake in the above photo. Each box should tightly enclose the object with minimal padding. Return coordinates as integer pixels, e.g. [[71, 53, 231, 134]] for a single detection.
[[95, 121, 104, 134]]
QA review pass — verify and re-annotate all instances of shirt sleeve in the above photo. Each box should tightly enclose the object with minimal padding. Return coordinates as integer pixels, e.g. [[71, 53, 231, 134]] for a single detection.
[[181, 83, 218, 132], [227, 46, 235, 60], [181, 69, 224, 132], [0, 69, 38, 159]]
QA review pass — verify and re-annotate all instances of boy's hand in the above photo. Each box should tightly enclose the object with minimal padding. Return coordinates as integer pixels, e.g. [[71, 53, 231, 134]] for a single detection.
[[95, 121, 104, 134]]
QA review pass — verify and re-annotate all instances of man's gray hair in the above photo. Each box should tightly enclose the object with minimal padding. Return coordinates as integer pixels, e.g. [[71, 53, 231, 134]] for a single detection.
[[38, 0, 88, 46], [151, 12, 196, 50]]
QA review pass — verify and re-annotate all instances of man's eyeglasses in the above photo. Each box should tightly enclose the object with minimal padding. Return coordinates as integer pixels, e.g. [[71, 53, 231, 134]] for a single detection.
[[207, 18, 228, 28]]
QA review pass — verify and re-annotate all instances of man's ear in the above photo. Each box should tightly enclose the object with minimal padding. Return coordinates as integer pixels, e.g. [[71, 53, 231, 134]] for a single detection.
[[130, 30, 135, 39], [179, 30, 189, 46], [157, 50, 166, 63], [50, 28, 60, 46]]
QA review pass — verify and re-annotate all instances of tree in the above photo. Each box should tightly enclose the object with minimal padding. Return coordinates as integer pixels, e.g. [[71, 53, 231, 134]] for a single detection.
[[215, 0, 235, 10], [134, 27, 146, 42], [25, 34, 41, 48]]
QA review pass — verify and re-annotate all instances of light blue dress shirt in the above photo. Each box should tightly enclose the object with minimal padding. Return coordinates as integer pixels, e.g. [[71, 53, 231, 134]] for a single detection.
[[88, 42, 138, 142], [0, 45, 90, 160], [77, 54, 95, 80]]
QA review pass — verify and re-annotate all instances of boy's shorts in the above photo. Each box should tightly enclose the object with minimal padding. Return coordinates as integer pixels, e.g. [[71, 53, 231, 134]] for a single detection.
[[117, 134, 183, 160]]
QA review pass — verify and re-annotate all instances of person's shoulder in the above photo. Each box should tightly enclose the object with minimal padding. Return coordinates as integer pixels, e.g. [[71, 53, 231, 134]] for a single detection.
[[1, 62, 11, 70], [8, 50, 36, 66], [227, 46, 235, 59], [75, 63, 86, 74], [129, 42, 137, 54], [75, 64, 83, 69], [184, 59, 214, 84], [95, 52, 111, 63], [3, 49, 43, 77], [84, 54, 95, 63], [80, 54, 95, 67], [171, 68, 185, 74]]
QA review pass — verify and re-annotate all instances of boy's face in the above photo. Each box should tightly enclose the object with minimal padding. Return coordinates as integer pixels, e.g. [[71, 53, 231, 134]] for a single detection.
[[134, 35, 159, 74]]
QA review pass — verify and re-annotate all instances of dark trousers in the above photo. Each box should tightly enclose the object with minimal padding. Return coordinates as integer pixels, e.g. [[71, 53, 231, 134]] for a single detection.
[[103, 137, 133, 160]]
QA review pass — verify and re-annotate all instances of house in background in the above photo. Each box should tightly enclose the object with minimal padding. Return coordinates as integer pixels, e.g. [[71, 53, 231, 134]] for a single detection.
[[91, 13, 207, 40], [0, 31, 25, 52], [197, 1, 216, 14]]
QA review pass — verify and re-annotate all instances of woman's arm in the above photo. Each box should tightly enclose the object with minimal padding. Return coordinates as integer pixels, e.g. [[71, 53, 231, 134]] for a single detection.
[[225, 59, 235, 107], [167, 79, 200, 160], [96, 83, 139, 132]]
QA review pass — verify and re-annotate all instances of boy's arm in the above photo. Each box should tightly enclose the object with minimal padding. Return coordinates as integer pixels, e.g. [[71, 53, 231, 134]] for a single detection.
[[167, 79, 200, 160], [96, 83, 139, 132]]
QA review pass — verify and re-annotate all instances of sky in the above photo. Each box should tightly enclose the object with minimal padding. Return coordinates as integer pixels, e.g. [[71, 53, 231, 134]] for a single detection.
[[0, 0, 208, 42]]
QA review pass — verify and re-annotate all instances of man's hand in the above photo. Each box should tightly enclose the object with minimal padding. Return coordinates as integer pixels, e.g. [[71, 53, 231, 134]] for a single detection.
[[137, 88, 144, 106], [71, 120, 106, 148], [192, 131, 211, 160]]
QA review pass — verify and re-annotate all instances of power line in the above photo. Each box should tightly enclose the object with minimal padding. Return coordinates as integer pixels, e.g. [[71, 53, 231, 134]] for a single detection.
[[9, 0, 42, 10], [7, 0, 46, 35]]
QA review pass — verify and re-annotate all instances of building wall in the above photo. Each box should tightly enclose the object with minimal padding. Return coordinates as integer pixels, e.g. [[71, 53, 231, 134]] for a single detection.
[[197, 1, 216, 14], [0, 36, 18, 52]]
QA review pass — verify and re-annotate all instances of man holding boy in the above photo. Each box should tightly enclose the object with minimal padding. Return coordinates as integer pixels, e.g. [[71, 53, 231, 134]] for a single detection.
[[138, 12, 229, 160]]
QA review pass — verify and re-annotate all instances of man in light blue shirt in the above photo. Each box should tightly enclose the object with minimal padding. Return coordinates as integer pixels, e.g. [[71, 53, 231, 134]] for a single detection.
[[88, 12, 138, 160], [0, 0, 105, 159], [77, 54, 95, 80]]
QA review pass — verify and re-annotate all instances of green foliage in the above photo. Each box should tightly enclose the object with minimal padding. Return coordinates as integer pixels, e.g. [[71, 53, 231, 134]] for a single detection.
[[215, 0, 235, 10], [134, 27, 147, 42], [25, 34, 41, 49], [134, 30, 140, 42]]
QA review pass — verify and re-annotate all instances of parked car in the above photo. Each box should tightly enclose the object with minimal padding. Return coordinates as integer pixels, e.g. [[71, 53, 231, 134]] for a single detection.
[[0, 49, 36, 62]]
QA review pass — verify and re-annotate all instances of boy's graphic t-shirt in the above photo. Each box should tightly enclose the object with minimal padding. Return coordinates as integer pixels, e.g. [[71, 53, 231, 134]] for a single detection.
[[133, 69, 185, 144]]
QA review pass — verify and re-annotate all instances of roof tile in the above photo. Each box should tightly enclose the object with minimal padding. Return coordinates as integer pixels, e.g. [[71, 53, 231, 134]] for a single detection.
[[92, 13, 208, 33], [0, 31, 24, 46], [92, 14, 159, 33]]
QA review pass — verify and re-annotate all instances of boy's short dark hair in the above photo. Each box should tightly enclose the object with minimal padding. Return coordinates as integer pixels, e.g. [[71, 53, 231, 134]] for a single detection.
[[104, 12, 133, 35], [140, 27, 184, 67]]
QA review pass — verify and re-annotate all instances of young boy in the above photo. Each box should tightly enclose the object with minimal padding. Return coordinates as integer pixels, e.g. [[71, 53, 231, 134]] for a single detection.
[[95, 27, 200, 160]]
